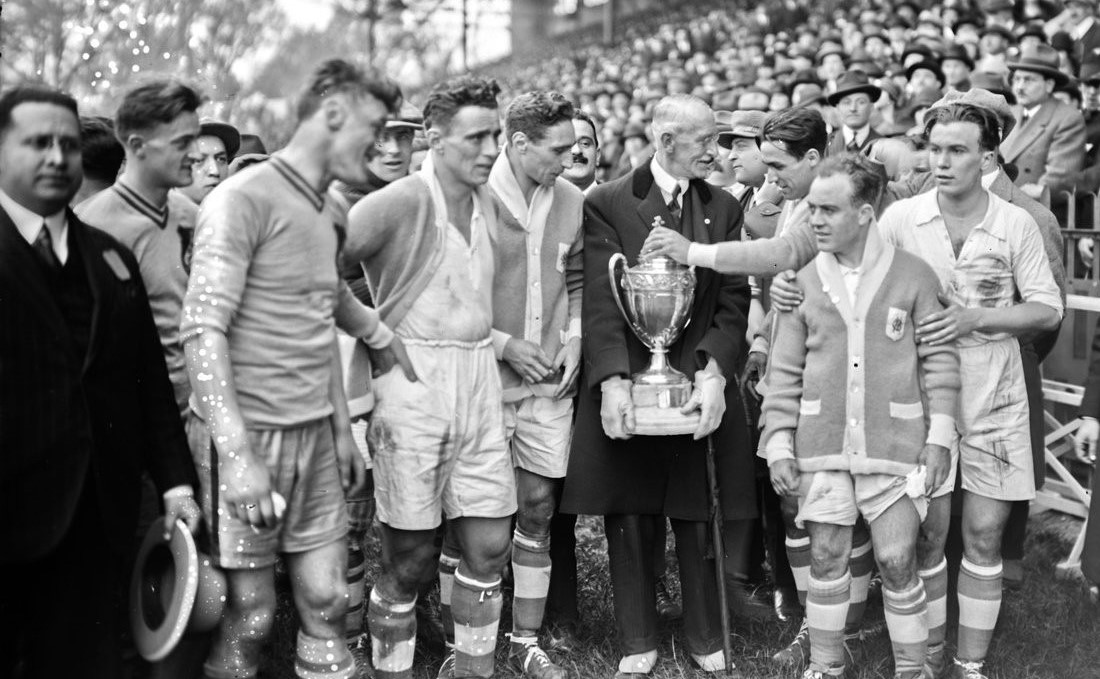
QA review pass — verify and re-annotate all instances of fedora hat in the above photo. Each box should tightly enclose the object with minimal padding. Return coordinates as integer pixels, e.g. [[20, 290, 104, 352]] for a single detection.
[[941, 44, 975, 70], [970, 71, 1017, 104], [906, 60, 946, 86], [1008, 44, 1070, 86], [130, 518, 227, 661], [1081, 60, 1100, 85], [979, 24, 1017, 42], [199, 119, 241, 159], [826, 70, 883, 106]]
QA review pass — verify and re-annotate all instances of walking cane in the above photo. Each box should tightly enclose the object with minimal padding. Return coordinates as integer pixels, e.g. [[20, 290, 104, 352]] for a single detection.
[[705, 433, 734, 672]]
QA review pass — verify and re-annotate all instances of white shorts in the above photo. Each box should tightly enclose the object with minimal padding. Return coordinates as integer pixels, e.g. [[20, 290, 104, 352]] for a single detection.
[[502, 395, 574, 478], [957, 341, 1035, 501], [369, 339, 517, 530], [794, 470, 928, 529]]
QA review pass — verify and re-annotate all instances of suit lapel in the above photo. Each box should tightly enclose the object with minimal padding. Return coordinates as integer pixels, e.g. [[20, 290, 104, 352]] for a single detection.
[[69, 212, 110, 374], [1002, 103, 1051, 162], [635, 178, 678, 236], [0, 206, 72, 342]]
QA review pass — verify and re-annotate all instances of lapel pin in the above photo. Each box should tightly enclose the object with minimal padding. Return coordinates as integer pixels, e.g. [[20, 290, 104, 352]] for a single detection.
[[704, 218, 711, 225]]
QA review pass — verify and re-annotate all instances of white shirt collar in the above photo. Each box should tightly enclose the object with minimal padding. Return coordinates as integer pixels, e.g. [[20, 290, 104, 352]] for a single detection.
[[843, 125, 870, 147], [0, 188, 68, 263], [1074, 17, 1096, 40], [981, 169, 998, 189], [651, 156, 690, 205], [1024, 103, 1041, 118]]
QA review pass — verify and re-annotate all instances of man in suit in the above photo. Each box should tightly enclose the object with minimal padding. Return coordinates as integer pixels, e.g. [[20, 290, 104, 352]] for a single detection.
[[561, 94, 756, 678], [0, 85, 201, 679], [1001, 44, 1086, 208], [1065, 0, 1100, 70], [825, 70, 883, 157]]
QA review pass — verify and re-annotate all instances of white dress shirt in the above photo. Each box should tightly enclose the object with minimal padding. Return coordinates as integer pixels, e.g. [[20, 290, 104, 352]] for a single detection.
[[0, 188, 68, 263], [651, 156, 690, 209]]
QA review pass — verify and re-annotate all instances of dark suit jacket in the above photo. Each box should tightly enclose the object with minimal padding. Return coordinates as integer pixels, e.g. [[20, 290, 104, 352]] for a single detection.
[[0, 207, 196, 563], [825, 126, 882, 157], [1001, 99, 1086, 205], [561, 161, 757, 522]]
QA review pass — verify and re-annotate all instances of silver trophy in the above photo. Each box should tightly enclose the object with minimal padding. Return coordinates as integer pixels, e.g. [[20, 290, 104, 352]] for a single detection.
[[608, 249, 701, 435]]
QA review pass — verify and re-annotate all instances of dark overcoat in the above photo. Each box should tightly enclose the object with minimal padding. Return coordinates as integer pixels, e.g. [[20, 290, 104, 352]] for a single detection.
[[0, 208, 197, 562], [561, 161, 757, 522]]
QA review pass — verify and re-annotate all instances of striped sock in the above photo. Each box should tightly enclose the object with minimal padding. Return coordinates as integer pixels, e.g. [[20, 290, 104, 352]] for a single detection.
[[786, 535, 812, 608], [452, 566, 503, 678], [295, 630, 355, 679], [439, 546, 461, 647], [511, 528, 551, 640], [882, 581, 928, 675], [345, 530, 367, 642], [957, 557, 1002, 663], [807, 571, 851, 673], [367, 589, 416, 679], [918, 558, 948, 647], [846, 530, 873, 632]]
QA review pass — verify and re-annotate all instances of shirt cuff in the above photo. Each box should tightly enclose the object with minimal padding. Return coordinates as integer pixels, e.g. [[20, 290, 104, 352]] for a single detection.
[[687, 242, 719, 269], [362, 321, 394, 350], [764, 430, 796, 466], [565, 317, 582, 342], [749, 334, 770, 356], [491, 329, 512, 361], [925, 413, 957, 450], [163, 485, 194, 500]]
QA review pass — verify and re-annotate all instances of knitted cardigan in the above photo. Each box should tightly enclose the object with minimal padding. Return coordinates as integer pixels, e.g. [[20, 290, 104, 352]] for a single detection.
[[760, 229, 960, 476]]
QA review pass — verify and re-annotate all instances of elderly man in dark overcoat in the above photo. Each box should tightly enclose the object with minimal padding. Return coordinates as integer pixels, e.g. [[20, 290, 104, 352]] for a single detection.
[[561, 94, 755, 679]]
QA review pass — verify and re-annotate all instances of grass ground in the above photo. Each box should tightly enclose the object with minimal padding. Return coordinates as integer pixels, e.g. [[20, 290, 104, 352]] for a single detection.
[[261, 511, 1100, 679]]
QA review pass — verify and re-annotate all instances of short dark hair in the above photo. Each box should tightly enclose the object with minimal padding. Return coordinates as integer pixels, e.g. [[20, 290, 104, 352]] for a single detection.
[[761, 106, 828, 158], [923, 102, 1001, 152], [573, 110, 599, 147], [423, 76, 501, 132], [504, 91, 575, 143], [815, 152, 886, 213], [115, 80, 203, 141], [296, 59, 402, 122], [80, 116, 124, 183], [0, 85, 79, 139]]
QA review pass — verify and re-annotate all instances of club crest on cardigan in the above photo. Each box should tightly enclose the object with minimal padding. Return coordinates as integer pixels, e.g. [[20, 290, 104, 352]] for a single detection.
[[887, 307, 907, 341]]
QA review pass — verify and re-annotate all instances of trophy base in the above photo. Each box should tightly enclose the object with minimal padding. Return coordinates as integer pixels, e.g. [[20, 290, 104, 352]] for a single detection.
[[631, 375, 692, 408], [630, 382, 699, 436], [631, 404, 702, 436]]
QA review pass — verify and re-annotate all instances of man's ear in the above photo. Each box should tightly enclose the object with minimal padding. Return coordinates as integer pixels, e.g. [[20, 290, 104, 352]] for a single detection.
[[323, 96, 348, 132], [859, 202, 877, 224], [511, 130, 528, 152], [426, 127, 443, 151], [124, 134, 146, 157], [805, 148, 821, 167]]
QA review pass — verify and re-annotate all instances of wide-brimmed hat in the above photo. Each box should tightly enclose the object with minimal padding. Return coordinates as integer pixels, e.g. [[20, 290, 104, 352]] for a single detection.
[[1081, 60, 1100, 85], [928, 87, 1017, 140], [198, 119, 240, 158], [970, 71, 1017, 104], [816, 44, 848, 65], [906, 60, 946, 86], [1008, 44, 1070, 86], [130, 518, 227, 661], [826, 70, 883, 106]]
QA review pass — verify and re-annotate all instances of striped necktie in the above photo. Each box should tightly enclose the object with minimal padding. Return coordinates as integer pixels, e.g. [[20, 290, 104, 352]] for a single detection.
[[34, 222, 62, 272]]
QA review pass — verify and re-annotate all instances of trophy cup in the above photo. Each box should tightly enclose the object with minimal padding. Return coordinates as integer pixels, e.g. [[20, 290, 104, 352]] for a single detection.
[[608, 249, 701, 435]]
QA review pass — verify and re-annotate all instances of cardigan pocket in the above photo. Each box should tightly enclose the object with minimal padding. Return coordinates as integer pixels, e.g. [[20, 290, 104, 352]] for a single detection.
[[889, 401, 924, 419], [799, 398, 821, 415]]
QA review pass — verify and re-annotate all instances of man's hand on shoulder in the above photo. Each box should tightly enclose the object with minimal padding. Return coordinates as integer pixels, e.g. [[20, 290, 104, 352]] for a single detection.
[[770, 271, 802, 311]]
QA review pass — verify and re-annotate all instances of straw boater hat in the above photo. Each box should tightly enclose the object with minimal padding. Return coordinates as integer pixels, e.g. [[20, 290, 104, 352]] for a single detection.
[[130, 518, 227, 661], [1007, 44, 1071, 87], [826, 70, 883, 106]]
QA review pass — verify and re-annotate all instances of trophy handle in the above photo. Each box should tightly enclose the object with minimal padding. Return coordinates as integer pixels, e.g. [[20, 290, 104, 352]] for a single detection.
[[608, 252, 632, 327]]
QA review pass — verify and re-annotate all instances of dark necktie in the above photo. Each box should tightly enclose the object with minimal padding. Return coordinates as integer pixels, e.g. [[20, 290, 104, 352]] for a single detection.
[[847, 136, 861, 153], [667, 184, 682, 225], [34, 223, 62, 272], [1021, 110, 1031, 127]]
